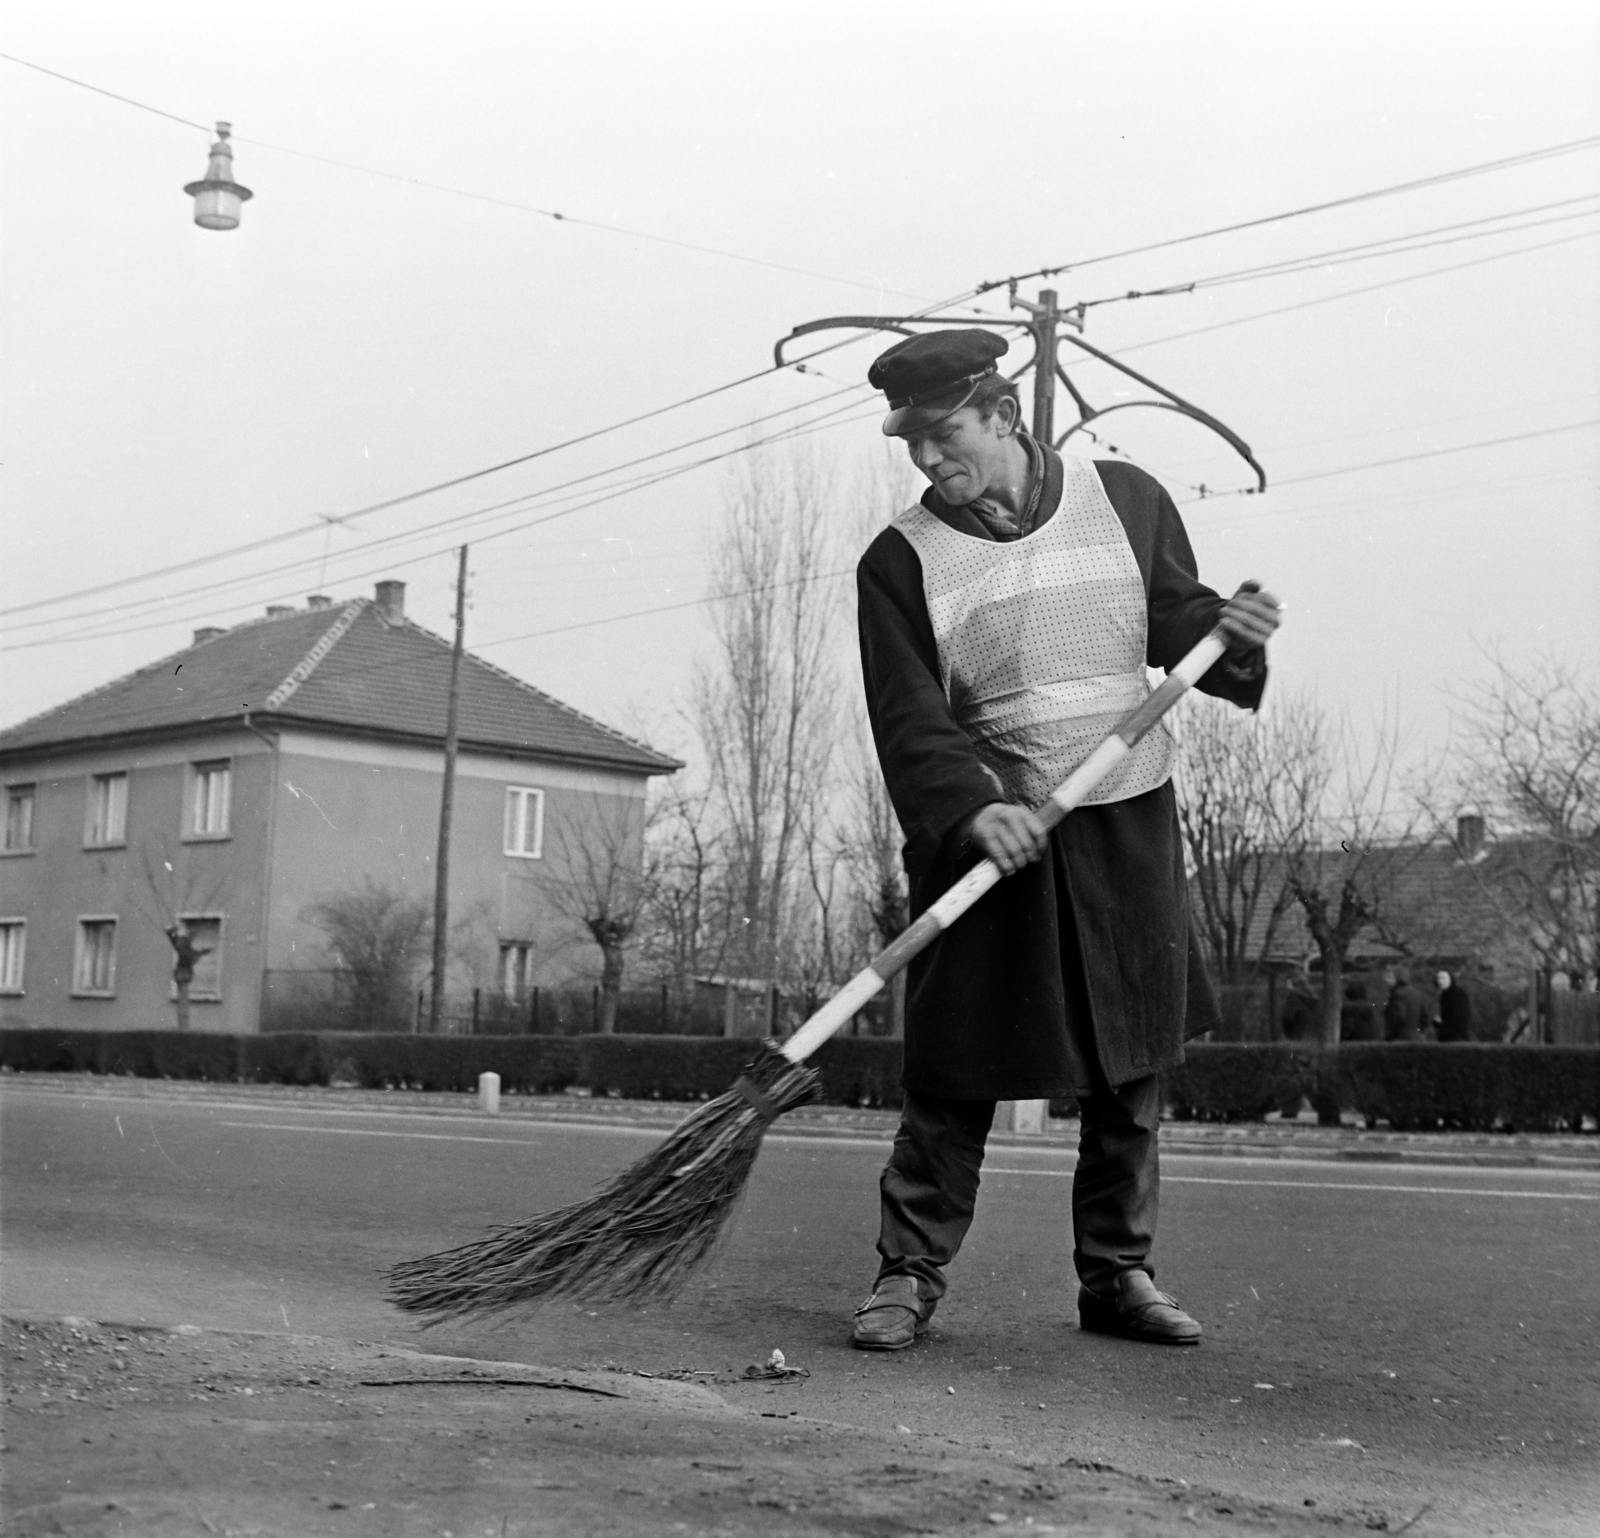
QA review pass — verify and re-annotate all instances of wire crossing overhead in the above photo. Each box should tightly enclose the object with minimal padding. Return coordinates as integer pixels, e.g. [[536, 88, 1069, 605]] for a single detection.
[[979, 132, 1600, 292]]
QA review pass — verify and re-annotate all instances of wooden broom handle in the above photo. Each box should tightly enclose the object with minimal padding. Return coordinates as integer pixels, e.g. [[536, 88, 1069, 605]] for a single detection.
[[780, 624, 1232, 1065]]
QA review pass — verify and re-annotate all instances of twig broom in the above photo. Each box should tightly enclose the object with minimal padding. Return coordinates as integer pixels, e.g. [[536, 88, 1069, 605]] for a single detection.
[[386, 626, 1231, 1322]]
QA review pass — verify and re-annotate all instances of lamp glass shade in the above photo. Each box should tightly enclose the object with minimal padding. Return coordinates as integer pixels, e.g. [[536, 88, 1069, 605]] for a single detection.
[[191, 187, 243, 231]]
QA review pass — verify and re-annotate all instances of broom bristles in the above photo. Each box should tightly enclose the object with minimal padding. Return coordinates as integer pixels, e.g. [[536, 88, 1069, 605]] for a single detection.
[[386, 1044, 820, 1323]]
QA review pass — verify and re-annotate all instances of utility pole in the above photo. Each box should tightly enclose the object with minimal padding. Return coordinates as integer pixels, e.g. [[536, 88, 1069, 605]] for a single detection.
[[1009, 286, 1062, 444], [428, 545, 468, 1035]]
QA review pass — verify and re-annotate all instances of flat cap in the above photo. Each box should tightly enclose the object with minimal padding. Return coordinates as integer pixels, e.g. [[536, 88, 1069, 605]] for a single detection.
[[868, 329, 1009, 437]]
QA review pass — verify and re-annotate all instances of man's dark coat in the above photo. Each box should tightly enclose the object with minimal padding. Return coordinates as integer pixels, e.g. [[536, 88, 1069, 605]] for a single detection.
[[1436, 983, 1473, 1043], [1385, 981, 1432, 1042], [857, 450, 1267, 1100]]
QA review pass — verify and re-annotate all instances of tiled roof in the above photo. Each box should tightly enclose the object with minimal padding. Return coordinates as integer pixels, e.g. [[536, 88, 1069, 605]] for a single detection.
[[1218, 838, 1540, 972], [0, 598, 680, 775]]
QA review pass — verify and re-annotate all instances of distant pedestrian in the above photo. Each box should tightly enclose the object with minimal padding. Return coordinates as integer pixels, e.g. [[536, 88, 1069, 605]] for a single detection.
[[1383, 968, 1431, 1042], [1341, 977, 1381, 1042], [1279, 973, 1318, 1040], [1434, 969, 1472, 1043]]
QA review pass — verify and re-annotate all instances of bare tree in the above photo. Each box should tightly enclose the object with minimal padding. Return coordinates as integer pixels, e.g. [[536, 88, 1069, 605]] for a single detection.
[[545, 792, 651, 1034], [1265, 696, 1433, 1049], [826, 724, 910, 1032], [125, 839, 231, 1031], [693, 444, 841, 984], [303, 881, 431, 1031], [633, 781, 731, 1025], [1171, 695, 1295, 983], [1438, 652, 1599, 981]]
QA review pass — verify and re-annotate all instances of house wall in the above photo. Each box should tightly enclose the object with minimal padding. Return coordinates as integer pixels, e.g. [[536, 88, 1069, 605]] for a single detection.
[[1, 726, 655, 1034], [265, 731, 648, 1019], [0, 730, 275, 1033]]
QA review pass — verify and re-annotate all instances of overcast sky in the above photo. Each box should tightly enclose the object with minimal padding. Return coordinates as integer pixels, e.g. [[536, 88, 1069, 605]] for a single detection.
[[3, 1, 1597, 775]]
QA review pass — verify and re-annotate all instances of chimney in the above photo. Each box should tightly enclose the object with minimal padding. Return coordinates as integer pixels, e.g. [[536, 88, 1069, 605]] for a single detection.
[[265, 604, 294, 618], [307, 593, 332, 609], [374, 580, 406, 623], [1456, 814, 1485, 860], [192, 626, 226, 645]]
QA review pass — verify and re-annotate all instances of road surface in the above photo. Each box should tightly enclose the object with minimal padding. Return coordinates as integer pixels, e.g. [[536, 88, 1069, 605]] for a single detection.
[[4, 1081, 1596, 1534]]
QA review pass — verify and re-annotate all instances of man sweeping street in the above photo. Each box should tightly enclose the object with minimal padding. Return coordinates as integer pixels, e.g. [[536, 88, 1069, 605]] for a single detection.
[[852, 329, 1281, 1349]]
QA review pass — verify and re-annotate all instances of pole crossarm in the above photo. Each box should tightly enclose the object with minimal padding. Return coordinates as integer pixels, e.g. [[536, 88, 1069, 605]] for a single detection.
[[1054, 332, 1268, 494], [773, 303, 1267, 494], [772, 314, 1022, 368]]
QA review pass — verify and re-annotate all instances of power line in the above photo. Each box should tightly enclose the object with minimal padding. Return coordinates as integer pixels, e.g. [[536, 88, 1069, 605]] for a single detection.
[[1189, 419, 1599, 501], [1187, 464, 1593, 534], [1083, 193, 1600, 307], [0, 49, 210, 131], [980, 131, 1600, 292], [1, 394, 885, 654], [0, 360, 801, 623], [32, 194, 1572, 638], [0, 49, 927, 301], [0, 380, 873, 637], [1109, 225, 1600, 358]]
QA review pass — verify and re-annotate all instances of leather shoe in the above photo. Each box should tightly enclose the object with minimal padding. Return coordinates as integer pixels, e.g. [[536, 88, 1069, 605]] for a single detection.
[[1078, 1269, 1202, 1345], [850, 1274, 933, 1351]]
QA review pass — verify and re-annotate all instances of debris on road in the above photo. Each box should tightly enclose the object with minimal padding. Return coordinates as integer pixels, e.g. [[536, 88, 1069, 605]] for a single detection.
[[741, 1348, 809, 1383]]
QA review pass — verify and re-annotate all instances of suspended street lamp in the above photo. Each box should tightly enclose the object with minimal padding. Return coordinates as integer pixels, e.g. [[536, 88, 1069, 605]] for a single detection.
[[184, 121, 253, 231]]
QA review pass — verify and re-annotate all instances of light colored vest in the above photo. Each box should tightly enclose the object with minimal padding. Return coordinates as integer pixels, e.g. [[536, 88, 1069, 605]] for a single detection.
[[892, 454, 1178, 809]]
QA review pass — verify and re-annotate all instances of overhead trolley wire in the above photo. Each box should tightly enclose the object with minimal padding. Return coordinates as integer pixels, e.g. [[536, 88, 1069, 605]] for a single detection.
[[1079, 193, 1600, 308], [0, 392, 885, 655], [1181, 419, 1600, 504], [8, 40, 1599, 640], [0, 379, 873, 637], [1109, 225, 1600, 358], [980, 131, 1600, 292]]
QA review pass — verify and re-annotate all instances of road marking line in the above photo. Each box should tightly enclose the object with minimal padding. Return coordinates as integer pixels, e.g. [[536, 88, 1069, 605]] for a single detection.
[[985, 1168, 1597, 1199], [220, 1120, 539, 1147]]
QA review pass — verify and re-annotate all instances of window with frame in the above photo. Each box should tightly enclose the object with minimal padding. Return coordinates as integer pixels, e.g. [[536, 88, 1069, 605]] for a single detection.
[[191, 761, 231, 837], [500, 941, 534, 999], [86, 772, 128, 846], [3, 784, 35, 853], [73, 918, 117, 995], [503, 786, 544, 859], [171, 915, 223, 999], [0, 920, 25, 993]]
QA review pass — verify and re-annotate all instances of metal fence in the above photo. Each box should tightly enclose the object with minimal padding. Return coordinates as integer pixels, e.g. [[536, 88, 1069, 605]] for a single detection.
[[258, 969, 902, 1038]]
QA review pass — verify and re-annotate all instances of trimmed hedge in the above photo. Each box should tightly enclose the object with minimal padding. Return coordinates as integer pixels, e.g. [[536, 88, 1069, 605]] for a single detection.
[[1325, 1043, 1600, 1133], [2, 1030, 1595, 1131], [1164, 1044, 1315, 1123], [0, 1029, 903, 1107]]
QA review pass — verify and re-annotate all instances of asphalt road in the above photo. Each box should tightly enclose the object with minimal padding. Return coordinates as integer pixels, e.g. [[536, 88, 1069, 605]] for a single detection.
[[4, 1083, 1597, 1534]]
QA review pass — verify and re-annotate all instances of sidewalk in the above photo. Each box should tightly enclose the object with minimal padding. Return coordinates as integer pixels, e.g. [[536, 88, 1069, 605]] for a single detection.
[[7, 1068, 1597, 1170]]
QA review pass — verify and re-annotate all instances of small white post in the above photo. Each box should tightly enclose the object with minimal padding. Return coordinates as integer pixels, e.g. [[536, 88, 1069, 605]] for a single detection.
[[478, 1071, 501, 1115], [996, 1098, 1048, 1134]]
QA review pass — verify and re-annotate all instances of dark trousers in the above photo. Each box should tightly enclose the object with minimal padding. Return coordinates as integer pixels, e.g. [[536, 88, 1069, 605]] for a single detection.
[[874, 1072, 1161, 1300]]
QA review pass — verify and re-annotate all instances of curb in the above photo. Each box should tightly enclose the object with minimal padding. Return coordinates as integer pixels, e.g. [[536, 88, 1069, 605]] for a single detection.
[[5, 1069, 1598, 1171]]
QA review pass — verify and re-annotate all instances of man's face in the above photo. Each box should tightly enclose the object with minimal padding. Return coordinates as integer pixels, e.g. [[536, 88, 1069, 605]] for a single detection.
[[1435, 971, 1452, 990], [901, 405, 1012, 506]]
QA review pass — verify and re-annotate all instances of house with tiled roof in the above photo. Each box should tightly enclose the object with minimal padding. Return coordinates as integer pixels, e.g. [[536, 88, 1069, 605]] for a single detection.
[[1202, 816, 1600, 1043], [0, 581, 680, 1034], [1237, 817, 1543, 979]]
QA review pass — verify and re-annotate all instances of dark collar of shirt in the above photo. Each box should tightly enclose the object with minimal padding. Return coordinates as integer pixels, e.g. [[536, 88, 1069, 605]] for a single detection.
[[919, 435, 1062, 542]]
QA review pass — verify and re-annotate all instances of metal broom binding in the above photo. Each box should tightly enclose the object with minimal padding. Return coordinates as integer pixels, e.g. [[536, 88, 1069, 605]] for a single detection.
[[386, 624, 1233, 1323]]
